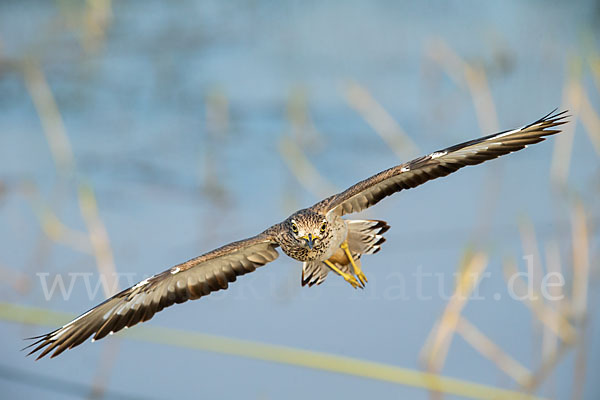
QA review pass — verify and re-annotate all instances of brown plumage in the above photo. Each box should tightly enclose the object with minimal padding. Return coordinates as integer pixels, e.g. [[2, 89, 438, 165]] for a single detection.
[[301, 220, 389, 287], [313, 110, 568, 216], [25, 109, 568, 359]]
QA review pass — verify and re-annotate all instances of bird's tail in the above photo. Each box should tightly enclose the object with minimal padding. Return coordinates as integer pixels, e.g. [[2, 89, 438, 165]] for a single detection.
[[345, 219, 390, 256]]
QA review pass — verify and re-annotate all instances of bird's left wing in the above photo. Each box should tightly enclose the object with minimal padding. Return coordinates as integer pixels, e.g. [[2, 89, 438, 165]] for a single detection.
[[25, 231, 279, 359], [312, 110, 568, 217]]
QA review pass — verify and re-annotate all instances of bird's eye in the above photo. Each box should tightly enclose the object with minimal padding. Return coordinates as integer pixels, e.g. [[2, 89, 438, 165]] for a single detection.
[[320, 222, 327, 233], [291, 223, 298, 233]]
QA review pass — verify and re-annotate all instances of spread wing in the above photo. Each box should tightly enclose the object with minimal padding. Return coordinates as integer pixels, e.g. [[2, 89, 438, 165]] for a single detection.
[[25, 231, 280, 359], [313, 110, 568, 216]]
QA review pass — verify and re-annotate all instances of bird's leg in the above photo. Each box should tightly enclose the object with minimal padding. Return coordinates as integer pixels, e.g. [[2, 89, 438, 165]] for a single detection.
[[341, 241, 367, 286], [323, 260, 362, 289]]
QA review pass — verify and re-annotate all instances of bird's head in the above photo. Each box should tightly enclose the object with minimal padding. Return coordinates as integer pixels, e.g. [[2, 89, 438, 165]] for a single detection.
[[285, 212, 330, 251]]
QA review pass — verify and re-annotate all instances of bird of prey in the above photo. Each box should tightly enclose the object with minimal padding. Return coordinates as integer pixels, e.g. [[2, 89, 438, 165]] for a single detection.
[[26, 110, 568, 359]]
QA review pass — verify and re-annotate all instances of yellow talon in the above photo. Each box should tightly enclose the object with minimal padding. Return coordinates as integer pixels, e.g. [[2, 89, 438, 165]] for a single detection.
[[341, 241, 367, 286], [345, 274, 361, 289], [324, 260, 362, 289], [356, 270, 368, 286]]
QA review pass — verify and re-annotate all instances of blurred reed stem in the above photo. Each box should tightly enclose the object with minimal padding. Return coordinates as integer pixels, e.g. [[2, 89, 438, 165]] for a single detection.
[[4, 302, 546, 400]]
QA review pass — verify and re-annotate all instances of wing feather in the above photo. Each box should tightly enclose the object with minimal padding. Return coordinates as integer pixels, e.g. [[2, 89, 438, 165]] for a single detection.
[[25, 231, 280, 359], [313, 110, 568, 216]]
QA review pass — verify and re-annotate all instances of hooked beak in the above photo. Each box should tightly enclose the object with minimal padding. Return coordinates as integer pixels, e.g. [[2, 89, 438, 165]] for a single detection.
[[302, 233, 316, 249]]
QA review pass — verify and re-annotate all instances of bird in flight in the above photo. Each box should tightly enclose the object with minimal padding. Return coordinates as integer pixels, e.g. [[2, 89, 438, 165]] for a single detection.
[[26, 110, 568, 359]]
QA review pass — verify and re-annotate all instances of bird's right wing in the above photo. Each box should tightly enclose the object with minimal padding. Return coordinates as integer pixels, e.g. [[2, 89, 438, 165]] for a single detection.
[[25, 230, 280, 359], [312, 110, 568, 217]]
